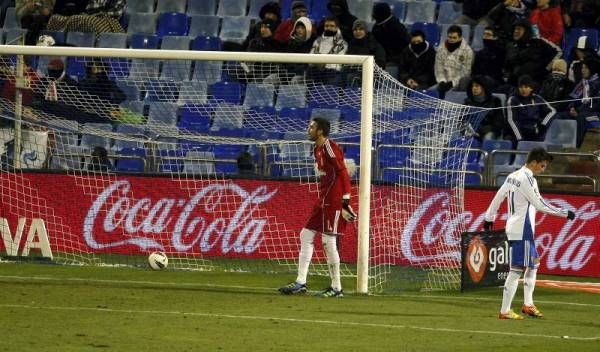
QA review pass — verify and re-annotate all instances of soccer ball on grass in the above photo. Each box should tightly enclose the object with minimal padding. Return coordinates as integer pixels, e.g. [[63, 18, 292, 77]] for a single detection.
[[148, 251, 168, 270]]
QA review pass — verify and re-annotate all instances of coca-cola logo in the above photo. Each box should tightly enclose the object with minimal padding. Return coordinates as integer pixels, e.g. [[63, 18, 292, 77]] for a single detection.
[[83, 181, 278, 254]]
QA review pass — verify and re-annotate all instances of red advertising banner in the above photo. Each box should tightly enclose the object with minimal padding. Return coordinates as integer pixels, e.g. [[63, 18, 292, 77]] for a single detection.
[[1, 173, 598, 277]]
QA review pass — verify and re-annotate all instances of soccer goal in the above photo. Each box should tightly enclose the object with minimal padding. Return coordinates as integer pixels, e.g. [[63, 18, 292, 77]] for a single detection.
[[0, 43, 481, 293]]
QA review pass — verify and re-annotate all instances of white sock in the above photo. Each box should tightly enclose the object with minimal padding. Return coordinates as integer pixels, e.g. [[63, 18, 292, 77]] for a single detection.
[[523, 266, 538, 306], [322, 234, 341, 291], [501, 269, 522, 314], [296, 228, 316, 285]]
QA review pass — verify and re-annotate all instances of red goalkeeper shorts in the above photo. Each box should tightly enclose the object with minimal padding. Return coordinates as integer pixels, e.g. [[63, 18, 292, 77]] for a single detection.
[[305, 203, 346, 235]]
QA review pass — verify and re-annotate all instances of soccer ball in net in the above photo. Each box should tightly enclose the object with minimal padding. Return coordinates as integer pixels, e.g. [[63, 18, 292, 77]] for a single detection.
[[148, 251, 168, 270]]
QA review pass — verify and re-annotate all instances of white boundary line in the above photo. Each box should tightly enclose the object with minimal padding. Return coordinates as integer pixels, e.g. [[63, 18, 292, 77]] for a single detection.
[[1, 303, 599, 342], [1, 274, 600, 309]]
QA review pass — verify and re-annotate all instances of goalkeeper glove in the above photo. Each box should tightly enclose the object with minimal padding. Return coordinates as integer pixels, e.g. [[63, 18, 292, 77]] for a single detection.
[[567, 210, 575, 220], [341, 198, 357, 222], [483, 221, 493, 232]]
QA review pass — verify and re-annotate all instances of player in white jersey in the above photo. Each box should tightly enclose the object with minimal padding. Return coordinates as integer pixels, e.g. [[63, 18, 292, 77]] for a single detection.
[[484, 148, 575, 319]]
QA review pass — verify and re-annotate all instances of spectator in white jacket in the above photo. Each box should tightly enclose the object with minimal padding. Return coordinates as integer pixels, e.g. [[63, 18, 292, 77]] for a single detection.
[[307, 16, 348, 84], [434, 25, 474, 97]]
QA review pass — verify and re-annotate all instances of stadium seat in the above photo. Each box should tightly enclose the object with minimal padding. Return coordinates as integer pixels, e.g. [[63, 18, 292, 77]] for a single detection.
[[191, 35, 222, 50], [178, 81, 208, 105], [156, 0, 187, 14], [157, 12, 189, 37], [40, 30, 66, 45], [147, 102, 178, 126], [390, 0, 406, 20], [348, 0, 373, 21], [244, 83, 275, 107], [211, 103, 245, 129], [47, 119, 80, 170], [3, 7, 18, 29], [279, 107, 310, 121], [481, 139, 513, 165], [192, 60, 223, 83], [248, 0, 274, 18], [564, 28, 599, 61], [66, 31, 95, 47], [341, 107, 360, 122], [129, 58, 160, 79], [219, 16, 252, 43], [80, 123, 113, 151], [545, 119, 577, 149], [210, 81, 242, 104], [144, 79, 180, 103], [440, 24, 470, 46], [188, 0, 218, 15], [115, 147, 146, 172], [127, 13, 158, 34], [410, 22, 440, 47], [217, 0, 248, 17], [126, 0, 155, 13], [189, 15, 221, 37], [275, 84, 307, 109], [492, 93, 507, 106], [4, 28, 25, 44], [160, 35, 191, 50], [158, 148, 184, 172], [114, 124, 146, 150], [160, 36, 193, 80], [117, 80, 142, 101], [513, 140, 554, 166], [445, 91, 467, 104], [309, 0, 328, 22], [471, 23, 487, 51], [130, 33, 159, 49], [178, 103, 212, 132], [97, 32, 127, 48], [404, 2, 436, 24], [308, 84, 340, 108], [437, 2, 463, 24], [183, 150, 215, 174]]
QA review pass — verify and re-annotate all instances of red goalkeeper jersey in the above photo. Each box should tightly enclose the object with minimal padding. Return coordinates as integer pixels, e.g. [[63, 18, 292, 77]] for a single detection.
[[313, 139, 351, 207]]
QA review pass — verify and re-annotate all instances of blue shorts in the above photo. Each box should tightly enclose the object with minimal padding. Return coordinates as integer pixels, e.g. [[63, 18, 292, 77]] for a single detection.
[[510, 240, 539, 269]]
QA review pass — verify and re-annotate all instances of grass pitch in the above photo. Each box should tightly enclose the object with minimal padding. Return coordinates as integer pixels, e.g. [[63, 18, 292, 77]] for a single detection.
[[0, 263, 598, 352]]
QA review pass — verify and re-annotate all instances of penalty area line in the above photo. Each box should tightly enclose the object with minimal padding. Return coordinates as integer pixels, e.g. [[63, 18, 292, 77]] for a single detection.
[[1, 303, 599, 342]]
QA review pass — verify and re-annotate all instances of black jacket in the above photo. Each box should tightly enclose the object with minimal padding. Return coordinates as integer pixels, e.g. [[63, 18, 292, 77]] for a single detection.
[[464, 76, 504, 138], [347, 33, 387, 68], [371, 16, 410, 64], [326, 0, 357, 42], [397, 41, 436, 89], [472, 39, 506, 85], [538, 73, 575, 112]]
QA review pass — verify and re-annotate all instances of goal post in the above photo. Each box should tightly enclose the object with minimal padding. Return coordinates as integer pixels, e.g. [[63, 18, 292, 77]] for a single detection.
[[0, 44, 480, 293]]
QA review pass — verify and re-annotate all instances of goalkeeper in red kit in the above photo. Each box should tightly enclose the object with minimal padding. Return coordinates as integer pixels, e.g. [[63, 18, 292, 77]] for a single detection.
[[279, 117, 356, 297]]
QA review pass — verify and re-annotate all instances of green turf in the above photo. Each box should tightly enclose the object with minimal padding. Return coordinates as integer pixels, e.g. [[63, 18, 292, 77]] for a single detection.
[[0, 263, 598, 352]]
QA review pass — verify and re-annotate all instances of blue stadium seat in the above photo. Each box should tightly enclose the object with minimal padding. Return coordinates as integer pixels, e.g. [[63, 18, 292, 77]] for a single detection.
[[513, 141, 550, 166], [482, 139, 513, 165], [348, 0, 373, 22], [410, 22, 440, 47], [41, 30, 66, 45], [192, 35, 222, 50], [404, 1, 436, 24], [48, 119, 80, 170], [440, 24, 470, 46], [161, 35, 192, 50], [471, 23, 486, 51], [160, 36, 193, 80], [217, 0, 248, 17], [192, 60, 223, 83], [248, 0, 273, 18], [129, 58, 160, 79], [178, 81, 208, 105], [188, 0, 218, 15], [114, 124, 146, 150], [390, 0, 406, 21], [341, 107, 360, 121], [183, 150, 215, 174], [210, 81, 242, 104], [279, 107, 310, 121], [275, 84, 307, 109], [564, 28, 599, 61], [308, 84, 340, 108], [189, 15, 221, 37], [211, 103, 245, 129], [4, 28, 26, 44], [157, 12, 189, 37], [158, 148, 184, 172], [147, 102, 178, 126], [220, 16, 252, 43], [437, 2, 462, 24], [127, 12, 158, 34], [309, 0, 328, 22], [126, 0, 155, 13], [3, 7, 18, 29], [144, 79, 180, 103], [178, 103, 212, 133], [544, 119, 577, 149], [379, 129, 411, 145], [115, 147, 146, 172], [66, 31, 95, 47], [157, 0, 187, 13], [80, 123, 113, 150], [97, 32, 127, 48], [445, 91, 467, 104], [244, 83, 275, 107], [117, 80, 142, 101]]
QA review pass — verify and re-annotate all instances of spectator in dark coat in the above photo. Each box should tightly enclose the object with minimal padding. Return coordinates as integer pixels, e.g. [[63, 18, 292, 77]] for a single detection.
[[567, 36, 600, 83], [561, 0, 600, 29], [506, 74, 556, 143], [487, 0, 530, 41], [464, 75, 505, 140], [565, 58, 600, 146], [247, 19, 283, 53], [241, 2, 282, 51], [472, 26, 506, 86], [284, 17, 316, 76], [326, 0, 357, 42], [504, 20, 561, 85], [78, 60, 125, 105], [346, 20, 386, 68], [397, 30, 436, 90], [454, 0, 499, 26], [371, 2, 409, 67], [538, 59, 574, 112]]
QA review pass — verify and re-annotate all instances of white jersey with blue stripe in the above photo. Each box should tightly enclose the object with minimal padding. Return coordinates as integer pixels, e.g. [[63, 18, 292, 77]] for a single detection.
[[485, 166, 569, 241]]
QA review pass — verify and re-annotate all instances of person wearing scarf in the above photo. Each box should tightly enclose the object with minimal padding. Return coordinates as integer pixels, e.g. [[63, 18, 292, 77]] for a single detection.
[[398, 30, 436, 90], [566, 59, 600, 146], [434, 25, 474, 96]]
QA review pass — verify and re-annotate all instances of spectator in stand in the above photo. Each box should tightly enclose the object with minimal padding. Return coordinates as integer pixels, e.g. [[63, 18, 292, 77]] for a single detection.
[[506, 75, 556, 143], [247, 19, 283, 53], [46, 0, 125, 37], [346, 20, 386, 68], [472, 26, 506, 87], [16, 0, 55, 45], [274, 1, 315, 44], [371, 2, 409, 70], [454, 0, 498, 26], [88, 146, 113, 171], [566, 58, 600, 146], [434, 25, 474, 97], [561, 0, 600, 29], [487, 0, 530, 41], [1, 58, 40, 106], [464, 75, 505, 140], [78, 60, 125, 106], [325, 0, 357, 42], [504, 20, 562, 86], [538, 59, 574, 112], [529, 0, 563, 45], [568, 36, 600, 83], [308, 16, 348, 84], [285, 17, 316, 77], [397, 30, 436, 90], [242, 2, 282, 51]]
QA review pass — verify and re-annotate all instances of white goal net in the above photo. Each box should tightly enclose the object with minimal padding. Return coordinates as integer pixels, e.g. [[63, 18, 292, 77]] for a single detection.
[[0, 44, 482, 292]]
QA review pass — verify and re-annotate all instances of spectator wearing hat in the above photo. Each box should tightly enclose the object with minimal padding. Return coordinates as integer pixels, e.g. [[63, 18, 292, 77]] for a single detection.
[[506, 74, 556, 143], [346, 20, 386, 68], [285, 16, 316, 77], [472, 26, 506, 87], [529, 0, 563, 45], [397, 30, 436, 90], [241, 1, 282, 50], [248, 19, 283, 53], [487, 0, 531, 42], [566, 59, 600, 146], [434, 25, 474, 96], [16, 0, 55, 45], [371, 2, 409, 69], [463, 75, 505, 140], [568, 36, 600, 83], [275, 1, 315, 44], [504, 20, 561, 85], [325, 0, 357, 42], [538, 59, 574, 112]]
